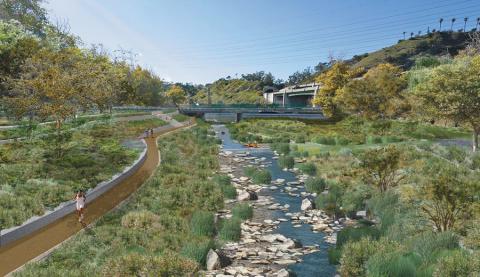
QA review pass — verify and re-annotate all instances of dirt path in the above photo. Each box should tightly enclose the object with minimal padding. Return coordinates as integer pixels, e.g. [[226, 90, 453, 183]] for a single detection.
[[0, 123, 190, 276]]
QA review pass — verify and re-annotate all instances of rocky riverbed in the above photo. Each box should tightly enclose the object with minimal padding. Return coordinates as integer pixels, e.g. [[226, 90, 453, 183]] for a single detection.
[[205, 125, 341, 276]]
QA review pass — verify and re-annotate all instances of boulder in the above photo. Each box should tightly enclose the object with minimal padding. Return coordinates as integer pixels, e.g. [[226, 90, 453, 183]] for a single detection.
[[277, 269, 290, 277], [301, 198, 314, 211], [206, 249, 221, 270]]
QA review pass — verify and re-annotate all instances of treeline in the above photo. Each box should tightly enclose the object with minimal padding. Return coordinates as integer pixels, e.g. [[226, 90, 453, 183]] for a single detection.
[[0, 0, 180, 127]]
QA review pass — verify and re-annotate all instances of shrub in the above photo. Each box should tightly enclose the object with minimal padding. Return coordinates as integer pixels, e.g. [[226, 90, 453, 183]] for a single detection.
[[252, 169, 271, 184], [339, 237, 379, 277], [367, 251, 421, 277], [298, 162, 317, 175], [243, 166, 256, 177], [222, 185, 237, 199], [278, 156, 294, 169], [273, 143, 290, 155], [313, 136, 336, 145], [408, 231, 459, 264], [305, 177, 327, 193], [337, 226, 381, 248], [232, 204, 253, 220], [433, 250, 480, 277], [180, 239, 214, 266], [190, 211, 215, 237], [335, 136, 350, 145], [471, 153, 480, 170], [219, 217, 242, 241]]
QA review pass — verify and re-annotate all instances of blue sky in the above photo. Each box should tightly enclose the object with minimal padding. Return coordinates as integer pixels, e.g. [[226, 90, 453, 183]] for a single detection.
[[44, 0, 480, 84]]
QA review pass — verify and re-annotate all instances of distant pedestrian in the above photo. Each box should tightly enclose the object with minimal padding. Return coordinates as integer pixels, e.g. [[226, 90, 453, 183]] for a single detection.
[[144, 129, 149, 138], [150, 128, 154, 137], [74, 190, 86, 225]]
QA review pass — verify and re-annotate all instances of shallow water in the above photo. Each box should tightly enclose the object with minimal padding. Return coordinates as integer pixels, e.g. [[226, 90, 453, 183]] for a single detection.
[[214, 125, 336, 277]]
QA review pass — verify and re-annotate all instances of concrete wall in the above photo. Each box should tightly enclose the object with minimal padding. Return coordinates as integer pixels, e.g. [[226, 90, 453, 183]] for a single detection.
[[204, 113, 238, 123], [0, 140, 148, 247]]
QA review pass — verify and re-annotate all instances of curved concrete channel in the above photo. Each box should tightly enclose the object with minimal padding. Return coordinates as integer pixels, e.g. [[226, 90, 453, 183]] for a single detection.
[[0, 122, 192, 276]]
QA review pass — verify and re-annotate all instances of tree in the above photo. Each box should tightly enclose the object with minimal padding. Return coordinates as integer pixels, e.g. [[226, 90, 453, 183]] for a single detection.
[[451, 18, 456, 31], [336, 63, 408, 119], [166, 85, 186, 108], [0, 0, 47, 35], [439, 18, 444, 31], [414, 55, 480, 151], [359, 145, 404, 193], [464, 17, 469, 32], [420, 166, 474, 232], [312, 62, 361, 117], [287, 67, 314, 85]]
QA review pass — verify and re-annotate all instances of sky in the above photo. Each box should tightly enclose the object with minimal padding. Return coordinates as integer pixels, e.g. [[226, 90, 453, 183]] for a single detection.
[[44, 0, 480, 84]]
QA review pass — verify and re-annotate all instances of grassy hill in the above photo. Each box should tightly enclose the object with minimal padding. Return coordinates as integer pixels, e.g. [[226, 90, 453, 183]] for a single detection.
[[350, 31, 471, 70], [193, 78, 265, 105]]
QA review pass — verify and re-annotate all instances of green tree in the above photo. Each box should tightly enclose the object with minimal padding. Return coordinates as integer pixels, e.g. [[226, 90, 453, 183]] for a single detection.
[[414, 55, 480, 151], [421, 166, 475, 232], [312, 62, 361, 117], [0, 0, 47, 35], [359, 145, 404, 193], [166, 84, 186, 108], [337, 63, 408, 119]]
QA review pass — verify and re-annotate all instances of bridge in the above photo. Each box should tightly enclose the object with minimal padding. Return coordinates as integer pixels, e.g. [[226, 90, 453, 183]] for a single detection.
[[179, 105, 324, 123], [263, 83, 320, 107]]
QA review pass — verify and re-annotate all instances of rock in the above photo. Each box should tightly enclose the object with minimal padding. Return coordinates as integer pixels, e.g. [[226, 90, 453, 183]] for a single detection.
[[301, 198, 314, 211], [237, 190, 257, 201], [206, 249, 221, 270], [356, 210, 367, 217], [277, 269, 290, 277], [274, 259, 297, 265], [312, 223, 329, 231]]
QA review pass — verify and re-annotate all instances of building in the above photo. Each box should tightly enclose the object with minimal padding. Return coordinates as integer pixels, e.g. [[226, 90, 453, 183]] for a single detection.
[[263, 83, 320, 107]]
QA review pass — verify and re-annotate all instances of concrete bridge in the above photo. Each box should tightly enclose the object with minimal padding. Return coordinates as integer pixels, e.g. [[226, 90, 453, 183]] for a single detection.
[[263, 83, 320, 107], [179, 105, 324, 123]]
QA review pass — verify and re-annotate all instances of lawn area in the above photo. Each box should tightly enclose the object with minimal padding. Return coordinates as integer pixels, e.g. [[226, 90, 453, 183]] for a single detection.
[[15, 125, 231, 276], [0, 117, 167, 230]]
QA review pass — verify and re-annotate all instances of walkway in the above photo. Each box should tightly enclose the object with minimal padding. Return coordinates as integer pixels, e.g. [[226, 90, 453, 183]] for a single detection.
[[0, 122, 191, 276]]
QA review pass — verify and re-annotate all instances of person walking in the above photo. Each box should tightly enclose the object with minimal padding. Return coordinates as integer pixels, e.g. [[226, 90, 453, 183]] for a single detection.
[[150, 128, 154, 137], [74, 190, 86, 224]]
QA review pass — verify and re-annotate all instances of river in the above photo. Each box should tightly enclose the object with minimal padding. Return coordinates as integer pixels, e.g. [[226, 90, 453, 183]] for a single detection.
[[213, 124, 336, 277]]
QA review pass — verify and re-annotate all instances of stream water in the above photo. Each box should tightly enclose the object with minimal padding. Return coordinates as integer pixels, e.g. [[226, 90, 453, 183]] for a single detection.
[[213, 125, 336, 277]]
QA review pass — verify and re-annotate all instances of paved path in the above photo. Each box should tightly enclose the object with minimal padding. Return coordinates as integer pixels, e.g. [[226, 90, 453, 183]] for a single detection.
[[0, 121, 192, 276]]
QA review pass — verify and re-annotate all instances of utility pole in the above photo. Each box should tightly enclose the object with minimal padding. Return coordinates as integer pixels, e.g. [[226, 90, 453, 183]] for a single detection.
[[207, 86, 211, 105]]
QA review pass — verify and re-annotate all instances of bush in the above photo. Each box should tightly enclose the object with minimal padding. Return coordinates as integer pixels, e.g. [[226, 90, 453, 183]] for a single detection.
[[272, 143, 290, 155], [222, 185, 237, 199], [335, 136, 350, 145], [232, 204, 253, 220], [339, 237, 379, 277], [433, 250, 480, 277], [337, 226, 381, 248], [471, 153, 480, 170], [219, 217, 242, 241], [243, 166, 256, 177], [367, 251, 420, 277], [278, 156, 294, 169], [298, 162, 317, 175], [180, 239, 214, 266], [252, 169, 271, 184], [190, 211, 215, 237], [313, 136, 336, 145], [305, 177, 327, 193]]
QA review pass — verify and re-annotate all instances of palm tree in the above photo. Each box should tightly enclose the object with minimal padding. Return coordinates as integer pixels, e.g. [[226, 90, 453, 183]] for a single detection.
[[477, 17, 480, 30], [410, 32, 414, 38], [451, 18, 456, 31], [403, 31, 406, 39], [418, 30, 422, 36], [439, 18, 444, 31], [464, 17, 468, 32]]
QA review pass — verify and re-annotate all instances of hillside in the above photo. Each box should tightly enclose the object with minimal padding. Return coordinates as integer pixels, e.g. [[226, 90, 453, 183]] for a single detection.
[[193, 78, 265, 105], [350, 31, 471, 70]]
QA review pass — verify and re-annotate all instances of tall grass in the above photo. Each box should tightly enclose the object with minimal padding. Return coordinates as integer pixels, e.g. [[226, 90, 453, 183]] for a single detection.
[[232, 204, 253, 220], [219, 217, 242, 241], [190, 211, 215, 237]]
